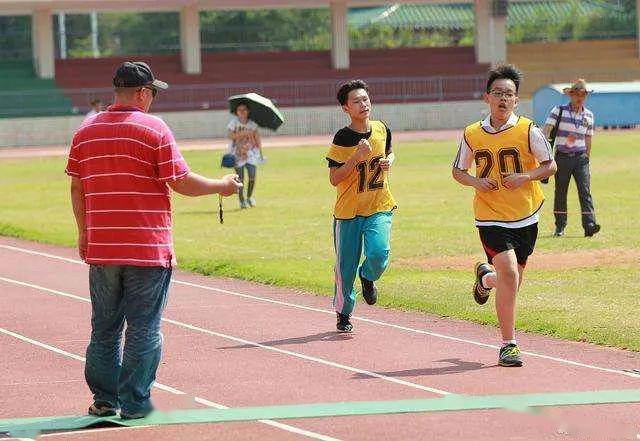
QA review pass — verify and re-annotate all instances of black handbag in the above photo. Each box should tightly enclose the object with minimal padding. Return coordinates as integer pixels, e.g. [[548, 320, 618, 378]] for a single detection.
[[221, 153, 237, 168], [541, 106, 563, 184]]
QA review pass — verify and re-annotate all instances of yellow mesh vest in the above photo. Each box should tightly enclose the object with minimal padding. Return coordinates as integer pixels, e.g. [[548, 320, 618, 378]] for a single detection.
[[326, 120, 396, 219], [464, 117, 545, 223]]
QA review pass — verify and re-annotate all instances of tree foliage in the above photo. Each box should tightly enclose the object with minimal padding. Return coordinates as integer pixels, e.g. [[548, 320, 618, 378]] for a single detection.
[[508, 0, 636, 43], [0, 16, 31, 59], [0, 3, 637, 60]]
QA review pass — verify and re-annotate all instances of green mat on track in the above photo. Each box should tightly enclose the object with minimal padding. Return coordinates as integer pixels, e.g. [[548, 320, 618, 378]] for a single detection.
[[2, 389, 640, 438]]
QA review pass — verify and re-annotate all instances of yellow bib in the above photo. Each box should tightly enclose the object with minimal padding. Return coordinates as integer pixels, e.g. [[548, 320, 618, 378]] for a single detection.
[[464, 117, 544, 223], [326, 120, 396, 219]]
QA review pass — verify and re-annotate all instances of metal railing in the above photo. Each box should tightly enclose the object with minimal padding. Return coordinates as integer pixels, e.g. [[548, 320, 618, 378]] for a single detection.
[[0, 75, 487, 118]]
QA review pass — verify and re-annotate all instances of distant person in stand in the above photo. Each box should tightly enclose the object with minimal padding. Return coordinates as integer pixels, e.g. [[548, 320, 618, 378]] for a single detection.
[[85, 99, 104, 120]]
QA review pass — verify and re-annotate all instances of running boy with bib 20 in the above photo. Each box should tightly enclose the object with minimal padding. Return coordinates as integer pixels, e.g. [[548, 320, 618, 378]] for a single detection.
[[452, 65, 557, 367]]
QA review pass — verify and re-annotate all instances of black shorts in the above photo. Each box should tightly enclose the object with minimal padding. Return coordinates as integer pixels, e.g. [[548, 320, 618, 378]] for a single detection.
[[478, 223, 538, 266]]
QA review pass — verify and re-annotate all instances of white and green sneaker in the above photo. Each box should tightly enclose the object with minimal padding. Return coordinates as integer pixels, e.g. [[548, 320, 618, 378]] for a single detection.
[[499, 343, 523, 367]]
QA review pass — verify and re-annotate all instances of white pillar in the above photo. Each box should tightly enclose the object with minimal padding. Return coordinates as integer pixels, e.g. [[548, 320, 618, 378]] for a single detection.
[[90, 12, 99, 58], [58, 12, 66, 59], [180, 4, 201, 74], [492, 11, 507, 65], [330, 1, 349, 70], [474, 0, 490, 63], [474, 0, 506, 66], [31, 9, 55, 79]]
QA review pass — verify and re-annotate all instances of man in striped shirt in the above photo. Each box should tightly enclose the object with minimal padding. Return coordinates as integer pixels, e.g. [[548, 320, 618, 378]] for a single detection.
[[543, 79, 600, 237], [66, 61, 241, 419]]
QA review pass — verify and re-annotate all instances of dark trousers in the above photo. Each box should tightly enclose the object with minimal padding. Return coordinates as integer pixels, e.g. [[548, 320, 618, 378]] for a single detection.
[[553, 152, 597, 230], [234, 163, 257, 202]]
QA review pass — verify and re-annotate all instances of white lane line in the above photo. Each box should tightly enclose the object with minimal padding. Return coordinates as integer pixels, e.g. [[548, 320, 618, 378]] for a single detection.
[[38, 412, 334, 441], [0, 326, 340, 441], [0, 244, 82, 265], [192, 397, 340, 439], [2, 380, 84, 387], [161, 317, 450, 395], [168, 284, 640, 379], [2, 243, 639, 379], [0, 276, 450, 396]]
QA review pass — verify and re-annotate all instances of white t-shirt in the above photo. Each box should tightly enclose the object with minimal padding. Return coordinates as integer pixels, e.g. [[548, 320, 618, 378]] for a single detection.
[[227, 116, 260, 166], [84, 109, 100, 122]]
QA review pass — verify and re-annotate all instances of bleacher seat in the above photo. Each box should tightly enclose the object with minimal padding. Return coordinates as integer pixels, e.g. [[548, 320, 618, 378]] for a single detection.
[[0, 60, 73, 118], [53, 47, 489, 112]]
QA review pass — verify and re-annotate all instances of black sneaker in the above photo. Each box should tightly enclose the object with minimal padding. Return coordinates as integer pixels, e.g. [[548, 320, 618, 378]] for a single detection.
[[120, 410, 151, 420], [584, 223, 601, 237], [473, 262, 493, 305], [359, 269, 377, 305], [336, 312, 353, 333], [553, 227, 565, 237], [499, 343, 523, 367], [88, 402, 117, 417]]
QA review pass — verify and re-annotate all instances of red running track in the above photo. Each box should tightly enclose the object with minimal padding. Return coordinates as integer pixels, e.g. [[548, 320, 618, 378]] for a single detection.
[[1, 236, 639, 441]]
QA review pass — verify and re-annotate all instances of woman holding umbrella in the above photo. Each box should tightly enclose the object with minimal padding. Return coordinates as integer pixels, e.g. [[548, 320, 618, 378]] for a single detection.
[[226, 93, 284, 209], [227, 102, 262, 208]]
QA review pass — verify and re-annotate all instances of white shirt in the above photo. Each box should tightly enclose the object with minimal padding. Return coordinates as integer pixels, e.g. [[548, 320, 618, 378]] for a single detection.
[[83, 109, 100, 122], [544, 105, 594, 153], [453, 113, 553, 228], [227, 116, 260, 167]]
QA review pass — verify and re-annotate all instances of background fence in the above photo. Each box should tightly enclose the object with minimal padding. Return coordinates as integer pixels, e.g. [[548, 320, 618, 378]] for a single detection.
[[0, 74, 488, 118]]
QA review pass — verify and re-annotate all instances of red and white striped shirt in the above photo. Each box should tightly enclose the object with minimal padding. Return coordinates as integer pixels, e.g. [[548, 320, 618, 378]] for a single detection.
[[65, 105, 189, 267]]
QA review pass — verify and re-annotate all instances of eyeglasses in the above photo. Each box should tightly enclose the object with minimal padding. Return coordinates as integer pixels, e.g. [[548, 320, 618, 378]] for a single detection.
[[489, 90, 516, 99], [140, 86, 158, 98]]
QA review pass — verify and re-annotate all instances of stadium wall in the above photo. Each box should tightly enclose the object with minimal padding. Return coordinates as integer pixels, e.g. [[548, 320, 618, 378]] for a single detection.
[[0, 100, 533, 147]]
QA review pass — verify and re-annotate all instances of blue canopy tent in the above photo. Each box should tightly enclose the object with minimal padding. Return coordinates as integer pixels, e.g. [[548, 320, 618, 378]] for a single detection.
[[532, 82, 640, 127]]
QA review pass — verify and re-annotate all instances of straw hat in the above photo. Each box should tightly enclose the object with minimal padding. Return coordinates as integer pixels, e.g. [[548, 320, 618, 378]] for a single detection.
[[563, 78, 593, 95]]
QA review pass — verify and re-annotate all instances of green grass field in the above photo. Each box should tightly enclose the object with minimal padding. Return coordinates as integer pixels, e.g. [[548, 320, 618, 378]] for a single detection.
[[1, 131, 638, 350]]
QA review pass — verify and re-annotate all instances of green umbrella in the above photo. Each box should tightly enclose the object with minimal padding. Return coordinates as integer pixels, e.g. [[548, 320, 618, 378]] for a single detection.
[[228, 92, 284, 131]]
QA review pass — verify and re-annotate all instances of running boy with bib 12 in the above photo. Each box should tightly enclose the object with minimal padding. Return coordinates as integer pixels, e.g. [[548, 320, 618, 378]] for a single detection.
[[326, 80, 396, 333]]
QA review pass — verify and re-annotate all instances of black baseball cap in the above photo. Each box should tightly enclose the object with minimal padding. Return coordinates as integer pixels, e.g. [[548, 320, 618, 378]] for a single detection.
[[113, 61, 168, 90]]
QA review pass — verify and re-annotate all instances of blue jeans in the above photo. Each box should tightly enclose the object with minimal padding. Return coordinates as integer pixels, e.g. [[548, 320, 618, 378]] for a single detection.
[[85, 265, 172, 415]]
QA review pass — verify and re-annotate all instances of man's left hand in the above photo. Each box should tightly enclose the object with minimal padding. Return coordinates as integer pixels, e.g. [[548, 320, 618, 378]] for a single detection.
[[78, 231, 88, 261], [379, 158, 392, 171], [502, 172, 530, 189]]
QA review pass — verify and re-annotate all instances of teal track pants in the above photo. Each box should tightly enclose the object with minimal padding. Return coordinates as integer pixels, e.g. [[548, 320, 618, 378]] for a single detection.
[[332, 211, 393, 316]]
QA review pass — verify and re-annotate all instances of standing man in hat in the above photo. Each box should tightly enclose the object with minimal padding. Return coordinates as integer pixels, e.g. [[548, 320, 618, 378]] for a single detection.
[[66, 61, 241, 419], [543, 79, 600, 237]]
